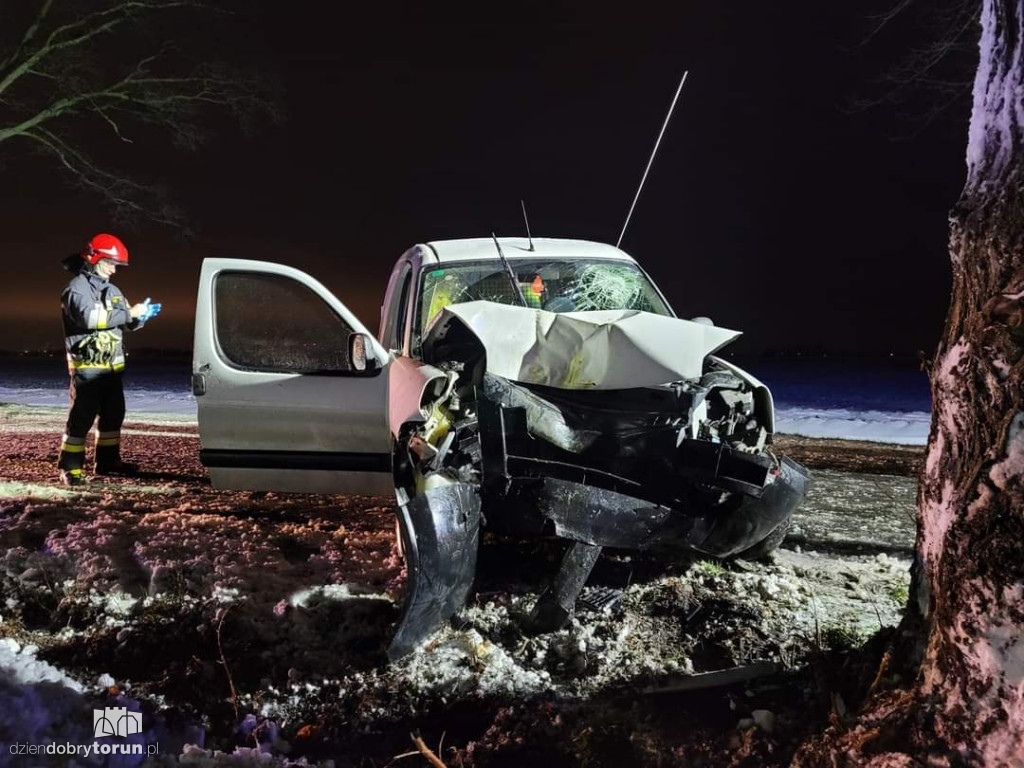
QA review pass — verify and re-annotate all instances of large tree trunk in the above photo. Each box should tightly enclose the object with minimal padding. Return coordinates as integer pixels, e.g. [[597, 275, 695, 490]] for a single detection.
[[798, 0, 1024, 763]]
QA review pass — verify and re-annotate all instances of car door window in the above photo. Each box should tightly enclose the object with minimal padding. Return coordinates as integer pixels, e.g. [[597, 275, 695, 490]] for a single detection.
[[214, 272, 353, 373]]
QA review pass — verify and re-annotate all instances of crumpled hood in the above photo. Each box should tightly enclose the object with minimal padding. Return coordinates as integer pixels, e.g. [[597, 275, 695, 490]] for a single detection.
[[423, 301, 741, 389]]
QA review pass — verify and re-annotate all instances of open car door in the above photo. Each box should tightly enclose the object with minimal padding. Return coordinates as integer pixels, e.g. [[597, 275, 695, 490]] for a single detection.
[[193, 258, 392, 494]]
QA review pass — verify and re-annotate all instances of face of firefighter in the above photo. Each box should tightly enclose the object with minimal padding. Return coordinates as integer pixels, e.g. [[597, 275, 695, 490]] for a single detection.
[[95, 259, 118, 279]]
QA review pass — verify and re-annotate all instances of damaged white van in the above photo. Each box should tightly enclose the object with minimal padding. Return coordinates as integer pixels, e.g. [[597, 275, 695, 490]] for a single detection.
[[192, 238, 810, 659]]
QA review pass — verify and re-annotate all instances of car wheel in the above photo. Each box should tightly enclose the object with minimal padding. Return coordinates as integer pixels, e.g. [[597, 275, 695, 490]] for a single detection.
[[731, 519, 791, 562]]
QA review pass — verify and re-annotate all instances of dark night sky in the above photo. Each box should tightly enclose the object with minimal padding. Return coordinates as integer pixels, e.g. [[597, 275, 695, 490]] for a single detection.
[[2, 1, 968, 356]]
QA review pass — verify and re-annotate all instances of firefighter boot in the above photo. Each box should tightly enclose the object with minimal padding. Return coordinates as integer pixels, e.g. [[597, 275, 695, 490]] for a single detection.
[[58, 434, 89, 486], [94, 432, 138, 476], [59, 469, 87, 487]]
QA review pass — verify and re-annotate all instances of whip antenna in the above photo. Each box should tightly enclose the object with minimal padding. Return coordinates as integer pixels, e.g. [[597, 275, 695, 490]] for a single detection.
[[520, 200, 535, 251], [616, 69, 689, 249]]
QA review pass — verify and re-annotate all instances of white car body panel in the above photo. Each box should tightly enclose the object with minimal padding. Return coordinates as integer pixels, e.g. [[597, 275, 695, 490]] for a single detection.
[[427, 301, 741, 390], [388, 356, 451, 438], [193, 258, 392, 494]]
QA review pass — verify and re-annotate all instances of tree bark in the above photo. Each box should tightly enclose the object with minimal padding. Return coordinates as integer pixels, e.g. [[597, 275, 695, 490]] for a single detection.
[[797, 0, 1024, 763]]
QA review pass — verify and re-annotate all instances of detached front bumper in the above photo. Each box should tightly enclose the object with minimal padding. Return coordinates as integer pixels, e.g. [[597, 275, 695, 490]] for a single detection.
[[388, 481, 481, 660]]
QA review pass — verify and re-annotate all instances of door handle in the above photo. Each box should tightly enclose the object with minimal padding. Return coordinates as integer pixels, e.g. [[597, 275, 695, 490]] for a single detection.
[[192, 373, 206, 397]]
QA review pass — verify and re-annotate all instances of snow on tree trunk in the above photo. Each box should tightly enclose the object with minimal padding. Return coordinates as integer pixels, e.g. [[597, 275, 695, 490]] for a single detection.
[[797, 0, 1024, 762], [918, 0, 1024, 759]]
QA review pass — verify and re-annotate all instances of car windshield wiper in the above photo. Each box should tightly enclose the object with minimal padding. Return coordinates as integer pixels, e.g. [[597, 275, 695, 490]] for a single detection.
[[491, 233, 528, 308]]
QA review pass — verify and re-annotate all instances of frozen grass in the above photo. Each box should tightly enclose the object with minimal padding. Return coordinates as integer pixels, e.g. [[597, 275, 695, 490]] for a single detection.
[[0, 481, 84, 500]]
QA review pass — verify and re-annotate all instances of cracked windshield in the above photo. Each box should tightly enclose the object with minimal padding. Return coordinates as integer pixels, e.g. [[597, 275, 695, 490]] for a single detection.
[[419, 258, 672, 335]]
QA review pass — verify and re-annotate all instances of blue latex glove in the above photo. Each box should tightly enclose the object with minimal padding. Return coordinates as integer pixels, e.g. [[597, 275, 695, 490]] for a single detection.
[[140, 298, 162, 322]]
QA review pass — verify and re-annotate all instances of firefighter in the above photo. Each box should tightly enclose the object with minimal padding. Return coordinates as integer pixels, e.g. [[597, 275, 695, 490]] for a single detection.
[[57, 234, 162, 486]]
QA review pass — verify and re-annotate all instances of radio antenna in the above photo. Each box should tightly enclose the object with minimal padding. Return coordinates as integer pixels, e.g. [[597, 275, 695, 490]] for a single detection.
[[616, 69, 689, 249], [520, 200, 535, 251], [491, 232, 527, 307]]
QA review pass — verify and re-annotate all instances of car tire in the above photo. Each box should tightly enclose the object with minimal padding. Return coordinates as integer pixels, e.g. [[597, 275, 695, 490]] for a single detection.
[[731, 519, 791, 562]]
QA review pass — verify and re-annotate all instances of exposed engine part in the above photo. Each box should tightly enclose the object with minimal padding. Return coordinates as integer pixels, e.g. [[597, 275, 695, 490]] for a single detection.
[[578, 586, 626, 614], [672, 369, 769, 454], [399, 369, 483, 499]]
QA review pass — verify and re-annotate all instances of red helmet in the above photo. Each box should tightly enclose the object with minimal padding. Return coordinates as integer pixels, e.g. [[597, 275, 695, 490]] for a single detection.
[[82, 233, 129, 266]]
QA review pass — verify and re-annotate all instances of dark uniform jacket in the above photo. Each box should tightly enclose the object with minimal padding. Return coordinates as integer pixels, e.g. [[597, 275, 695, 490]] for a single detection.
[[61, 264, 139, 374]]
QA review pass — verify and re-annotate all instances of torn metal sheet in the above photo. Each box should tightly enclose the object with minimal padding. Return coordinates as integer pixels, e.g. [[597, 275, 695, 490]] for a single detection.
[[425, 301, 741, 389]]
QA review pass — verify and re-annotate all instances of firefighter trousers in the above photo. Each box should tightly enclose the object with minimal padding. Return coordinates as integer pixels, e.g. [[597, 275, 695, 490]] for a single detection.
[[57, 370, 126, 476]]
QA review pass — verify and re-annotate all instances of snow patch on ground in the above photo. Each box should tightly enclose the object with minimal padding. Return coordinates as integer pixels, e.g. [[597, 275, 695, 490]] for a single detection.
[[0, 481, 82, 500], [0, 637, 83, 691], [288, 583, 392, 609], [397, 628, 552, 700], [775, 407, 930, 445]]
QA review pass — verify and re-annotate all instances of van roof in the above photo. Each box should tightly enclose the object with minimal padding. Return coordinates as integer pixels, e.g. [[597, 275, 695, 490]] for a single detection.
[[422, 237, 635, 265]]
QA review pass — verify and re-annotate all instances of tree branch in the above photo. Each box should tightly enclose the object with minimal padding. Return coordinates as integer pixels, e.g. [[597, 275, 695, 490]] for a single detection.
[[21, 128, 186, 229], [855, 0, 919, 49], [846, 0, 981, 134], [0, 1, 278, 230], [0, 0, 55, 72], [0, 49, 269, 146], [90, 100, 134, 143], [0, 1, 200, 98]]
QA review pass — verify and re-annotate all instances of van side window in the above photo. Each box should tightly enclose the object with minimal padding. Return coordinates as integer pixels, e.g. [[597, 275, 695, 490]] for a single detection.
[[214, 272, 353, 373]]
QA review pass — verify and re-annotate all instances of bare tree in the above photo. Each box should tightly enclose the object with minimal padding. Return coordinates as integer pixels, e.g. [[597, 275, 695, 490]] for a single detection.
[[849, 0, 982, 136], [798, 0, 1024, 761], [0, 1, 278, 228]]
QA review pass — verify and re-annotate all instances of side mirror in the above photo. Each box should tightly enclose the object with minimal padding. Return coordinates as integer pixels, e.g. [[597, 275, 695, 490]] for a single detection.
[[348, 332, 380, 372]]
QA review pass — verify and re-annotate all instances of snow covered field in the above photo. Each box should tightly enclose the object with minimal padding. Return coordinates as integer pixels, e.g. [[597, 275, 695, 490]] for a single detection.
[[774, 406, 930, 445], [0, 384, 195, 415], [0, 357, 932, 445]]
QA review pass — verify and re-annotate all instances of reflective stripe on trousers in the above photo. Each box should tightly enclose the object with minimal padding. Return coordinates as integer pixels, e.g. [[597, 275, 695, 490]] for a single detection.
[[60, 434, 87, 453], [95, 429, 121, 447]]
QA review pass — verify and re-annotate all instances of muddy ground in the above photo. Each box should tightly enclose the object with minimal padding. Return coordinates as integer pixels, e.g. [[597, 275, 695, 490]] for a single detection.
[[0, 405, 921, 766]]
